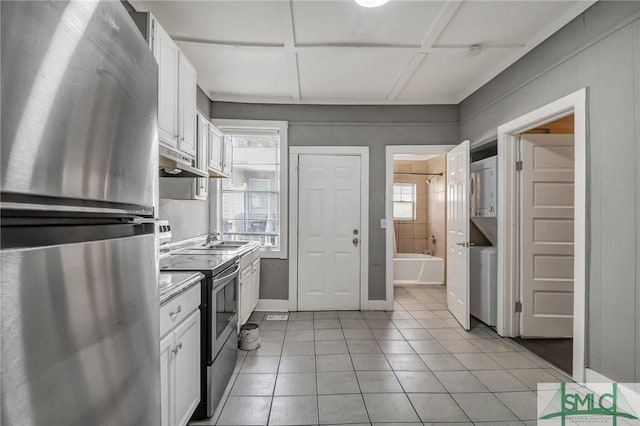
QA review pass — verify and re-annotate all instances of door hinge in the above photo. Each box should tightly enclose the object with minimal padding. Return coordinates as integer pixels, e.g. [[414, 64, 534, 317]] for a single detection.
[[515, 301, 522, 313], [515, 160, 523, 171]]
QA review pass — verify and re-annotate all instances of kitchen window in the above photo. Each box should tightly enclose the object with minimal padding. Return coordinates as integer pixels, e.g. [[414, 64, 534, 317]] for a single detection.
[[214, 120, 288, 258], [393, 183, 416, 220]]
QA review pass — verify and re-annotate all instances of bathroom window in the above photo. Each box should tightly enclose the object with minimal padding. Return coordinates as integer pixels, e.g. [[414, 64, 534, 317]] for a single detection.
[[393, 183, 416, 220]]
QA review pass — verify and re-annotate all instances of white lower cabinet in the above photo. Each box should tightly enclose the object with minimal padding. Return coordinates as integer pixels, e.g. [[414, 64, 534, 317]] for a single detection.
[[160, 286, 201, 426], [173, 312, 201, 426], [251, 259, 260, 312], [239, 267, 252, 326], [238, 249, 261, 326], [160, 334, 173, 426]]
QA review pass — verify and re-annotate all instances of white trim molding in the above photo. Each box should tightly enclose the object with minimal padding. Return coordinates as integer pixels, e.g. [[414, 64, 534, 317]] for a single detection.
[[584, 369, 640, 401], [385, 145, 457, 312], [255, 299, 289, 312], [288, 146, 370, 311], [367, 300, 391, 311], [496, 88, 588, 383], [211, 119, 289, 260]]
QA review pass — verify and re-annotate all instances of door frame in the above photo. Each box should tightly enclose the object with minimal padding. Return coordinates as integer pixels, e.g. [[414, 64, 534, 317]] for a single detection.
[[496, 88, 587, 382], [384, 145, 456, 311], [288, 146, 370, 311]]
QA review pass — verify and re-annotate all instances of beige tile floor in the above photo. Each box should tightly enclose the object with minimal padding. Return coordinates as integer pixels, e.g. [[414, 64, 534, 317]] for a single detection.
[[192, 285, 571, 426]]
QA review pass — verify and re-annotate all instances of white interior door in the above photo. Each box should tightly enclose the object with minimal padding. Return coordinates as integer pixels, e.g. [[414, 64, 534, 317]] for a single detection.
[[520, 134, 575, 337], [298, 154, 361, 311], [446, 141, 470, 330]]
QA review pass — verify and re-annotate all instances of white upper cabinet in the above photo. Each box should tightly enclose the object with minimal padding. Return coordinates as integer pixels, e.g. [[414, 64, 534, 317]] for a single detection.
[[178, 54, 197, 157], [222, 136, 233, 176], [154, 21, 179, 148], [196, 113, 209, 172], [194, 114, 210, 200], [208, 125, 223, 173], [151, 17, 197, 160]]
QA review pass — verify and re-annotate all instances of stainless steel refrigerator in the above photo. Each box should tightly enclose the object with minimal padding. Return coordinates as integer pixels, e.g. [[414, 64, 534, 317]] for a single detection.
[[1, 1, 160, 425]]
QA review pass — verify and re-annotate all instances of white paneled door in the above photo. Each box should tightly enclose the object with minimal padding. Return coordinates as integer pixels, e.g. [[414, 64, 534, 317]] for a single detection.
[[297, 154, 361, 311], [520, 134, 575, 338], [446, 141, 470, 330]]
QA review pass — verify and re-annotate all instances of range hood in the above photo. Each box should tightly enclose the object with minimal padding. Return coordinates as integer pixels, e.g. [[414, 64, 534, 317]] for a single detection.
[[158, 145, 208, 178]]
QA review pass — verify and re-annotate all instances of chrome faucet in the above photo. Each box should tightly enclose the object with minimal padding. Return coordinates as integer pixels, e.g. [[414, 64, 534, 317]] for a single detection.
[[206, 230, 221, 245]]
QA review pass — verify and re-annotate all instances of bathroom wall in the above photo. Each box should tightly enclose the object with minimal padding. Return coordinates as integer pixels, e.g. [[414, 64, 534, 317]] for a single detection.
[[424, 156, 446, 259], [393, 160, 429, 254]]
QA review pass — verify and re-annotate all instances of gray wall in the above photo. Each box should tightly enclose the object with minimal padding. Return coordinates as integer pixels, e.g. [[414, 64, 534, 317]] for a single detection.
[[158, 85, 212, 241], [211, 103, 460, 301], [459, 2, 640, 382]]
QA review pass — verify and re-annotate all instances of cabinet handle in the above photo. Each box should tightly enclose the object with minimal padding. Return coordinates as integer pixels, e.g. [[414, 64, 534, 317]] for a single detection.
[[172, 342, 183, 355], [169, 305, 182, 319]]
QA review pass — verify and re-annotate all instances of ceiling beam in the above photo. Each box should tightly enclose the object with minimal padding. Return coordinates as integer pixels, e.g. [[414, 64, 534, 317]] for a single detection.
[[386, 53, 427, 101], [419, 0, 464, 50], [278, 0, 300, 100], [386, 0, 464, 101]]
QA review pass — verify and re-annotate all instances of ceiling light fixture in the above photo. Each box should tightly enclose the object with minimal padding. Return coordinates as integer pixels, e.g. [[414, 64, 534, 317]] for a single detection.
[[354, 0, 390, 8]]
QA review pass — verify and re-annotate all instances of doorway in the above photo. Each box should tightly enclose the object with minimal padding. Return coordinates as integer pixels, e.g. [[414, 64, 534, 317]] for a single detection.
[[288, 146, 369, 311], [384, 145, 455, 311], [516, 116, 575, 374], [496, 89, 587, 382]]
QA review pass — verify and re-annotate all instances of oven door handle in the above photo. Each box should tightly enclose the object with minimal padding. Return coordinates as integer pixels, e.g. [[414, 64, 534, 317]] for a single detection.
[[212, 264, 240, 289]]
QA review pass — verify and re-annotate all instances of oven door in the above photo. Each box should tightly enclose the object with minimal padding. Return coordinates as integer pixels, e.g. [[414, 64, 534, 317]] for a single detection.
[[207, 263, 239, 364]]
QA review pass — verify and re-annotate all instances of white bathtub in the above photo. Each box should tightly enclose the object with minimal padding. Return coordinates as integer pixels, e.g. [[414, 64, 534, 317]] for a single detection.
[[394, 253, 444, 285]]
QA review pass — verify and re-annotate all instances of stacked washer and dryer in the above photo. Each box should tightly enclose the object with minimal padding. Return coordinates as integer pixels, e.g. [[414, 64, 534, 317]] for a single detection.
[[470, 156, 498, 326]]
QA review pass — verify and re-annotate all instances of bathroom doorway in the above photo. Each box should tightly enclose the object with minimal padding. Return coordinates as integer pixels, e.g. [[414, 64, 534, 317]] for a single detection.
[[384, 145, 454, 310]]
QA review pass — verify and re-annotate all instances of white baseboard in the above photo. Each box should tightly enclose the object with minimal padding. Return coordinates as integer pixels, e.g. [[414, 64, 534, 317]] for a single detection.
[[255, 299, 289, 312], [584, 368, 640, 399], [257, 299, 393, 312], [366, 300, 392, 311], [585, 368, 613, 383]]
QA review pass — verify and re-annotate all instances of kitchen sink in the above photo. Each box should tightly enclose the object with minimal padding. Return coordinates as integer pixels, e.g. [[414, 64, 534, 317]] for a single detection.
[[193, 241, 250, 250], [214, 241, 249, 247]]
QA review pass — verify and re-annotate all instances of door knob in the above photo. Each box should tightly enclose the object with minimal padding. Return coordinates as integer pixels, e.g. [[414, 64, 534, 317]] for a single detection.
[[353, 238, 359, 247]]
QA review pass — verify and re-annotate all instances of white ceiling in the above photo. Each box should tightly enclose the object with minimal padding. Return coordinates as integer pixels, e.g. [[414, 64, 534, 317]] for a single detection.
[[133, 0, 595, 105]]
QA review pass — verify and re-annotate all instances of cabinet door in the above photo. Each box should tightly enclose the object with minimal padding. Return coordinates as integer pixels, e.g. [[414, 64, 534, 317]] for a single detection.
[[208, 126, 223, 172], [239, 267, 252, 325], [251, 259, 261, 312], [160, 334, 174, 426], [173, 311, 201, 426], [154, 21, 179, 147], [178, 53, 197, 157], [194, 178, 208, 201], [222, 137, 233, 176], [196, 114, 209, 172]]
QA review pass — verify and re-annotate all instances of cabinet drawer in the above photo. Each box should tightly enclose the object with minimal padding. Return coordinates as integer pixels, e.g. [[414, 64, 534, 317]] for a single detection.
[[160, 284, 201, 338]]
